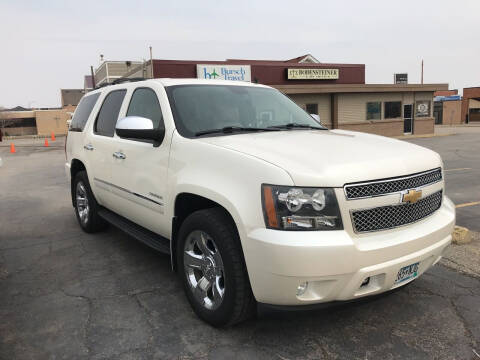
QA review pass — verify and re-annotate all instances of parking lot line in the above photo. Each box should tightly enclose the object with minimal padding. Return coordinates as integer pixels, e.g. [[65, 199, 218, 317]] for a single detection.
[[456, 201, 480, 209], [445, 168, 472, 172]]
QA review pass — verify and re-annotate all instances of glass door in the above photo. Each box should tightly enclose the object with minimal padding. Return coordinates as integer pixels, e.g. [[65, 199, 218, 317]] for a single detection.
[[403, 104, 413, 134]]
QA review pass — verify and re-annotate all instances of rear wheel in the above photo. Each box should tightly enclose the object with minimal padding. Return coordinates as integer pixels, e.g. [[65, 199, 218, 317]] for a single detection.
[[73, 171, 106, 233], [177, 208, 255, 327]]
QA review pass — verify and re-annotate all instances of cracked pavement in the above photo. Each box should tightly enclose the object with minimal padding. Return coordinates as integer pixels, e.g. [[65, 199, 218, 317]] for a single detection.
[[1, 136, 479, 359]]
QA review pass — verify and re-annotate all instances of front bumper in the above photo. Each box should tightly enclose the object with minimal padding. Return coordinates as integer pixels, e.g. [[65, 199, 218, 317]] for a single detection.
[[244, 196, 455, 305]]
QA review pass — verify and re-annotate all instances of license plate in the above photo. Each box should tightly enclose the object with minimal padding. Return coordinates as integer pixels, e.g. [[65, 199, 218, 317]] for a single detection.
[[395, 262, 419, 284]]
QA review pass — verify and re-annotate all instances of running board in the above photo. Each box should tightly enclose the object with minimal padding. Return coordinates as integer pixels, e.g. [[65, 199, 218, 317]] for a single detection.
[[98, 208, 170, 254]]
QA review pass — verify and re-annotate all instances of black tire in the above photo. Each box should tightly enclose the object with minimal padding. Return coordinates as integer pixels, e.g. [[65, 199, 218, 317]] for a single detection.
[[177, 208, 256, 327], [72, 171, 107, 233]]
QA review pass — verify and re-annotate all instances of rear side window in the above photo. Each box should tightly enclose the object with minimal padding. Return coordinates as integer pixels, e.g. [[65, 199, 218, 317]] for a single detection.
[[70, 93, 100, 131], [95, 90, 127, 137], [126, 88, 163, 128]]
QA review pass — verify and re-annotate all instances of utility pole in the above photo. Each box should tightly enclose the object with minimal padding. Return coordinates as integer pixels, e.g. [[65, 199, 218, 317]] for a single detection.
[[149, 46, 153, 79], [421, 59, 424, 84]]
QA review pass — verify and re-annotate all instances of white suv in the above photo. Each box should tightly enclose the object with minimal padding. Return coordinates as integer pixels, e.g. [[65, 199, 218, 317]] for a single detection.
[[65, 78, 455, 326]]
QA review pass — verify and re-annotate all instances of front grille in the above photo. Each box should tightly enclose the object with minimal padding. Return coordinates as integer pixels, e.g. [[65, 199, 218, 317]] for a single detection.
[[351, 190, 443, 233], [344, 168, 442, 199]]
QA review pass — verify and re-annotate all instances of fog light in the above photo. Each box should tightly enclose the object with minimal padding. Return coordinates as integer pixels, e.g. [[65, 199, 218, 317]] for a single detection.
[[361, 277, 370, 287], [296, 282, 308, 296]]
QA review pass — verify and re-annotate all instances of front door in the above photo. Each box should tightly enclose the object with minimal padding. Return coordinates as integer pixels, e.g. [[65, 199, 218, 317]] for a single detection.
[[403, 104, 413, 134], [108, 86, 170, 236]]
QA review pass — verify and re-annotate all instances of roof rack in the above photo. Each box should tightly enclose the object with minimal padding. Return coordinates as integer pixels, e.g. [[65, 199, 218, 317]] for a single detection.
[[112, 77, 146, 85], [94, 77, 147, 89]]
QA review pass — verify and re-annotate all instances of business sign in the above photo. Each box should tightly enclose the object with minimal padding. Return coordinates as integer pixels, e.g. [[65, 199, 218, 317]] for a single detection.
[[394, 73, 408, 84], [287, 68, 339, 80], [196, 64, 251, 82], [416, 100, 431, 117]]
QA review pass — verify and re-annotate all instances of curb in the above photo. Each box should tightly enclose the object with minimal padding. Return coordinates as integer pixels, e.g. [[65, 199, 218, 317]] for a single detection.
[[394, 133, 453, 140]]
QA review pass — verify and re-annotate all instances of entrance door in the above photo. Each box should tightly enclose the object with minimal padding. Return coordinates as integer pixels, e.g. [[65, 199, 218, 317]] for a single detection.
[[434, 102, 443, 125], [403, 104, 413, 134]]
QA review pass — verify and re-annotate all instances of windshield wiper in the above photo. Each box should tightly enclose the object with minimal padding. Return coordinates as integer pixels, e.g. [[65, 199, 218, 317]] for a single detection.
[[195, 126, 280, 137], [268, 123, 326, 130]]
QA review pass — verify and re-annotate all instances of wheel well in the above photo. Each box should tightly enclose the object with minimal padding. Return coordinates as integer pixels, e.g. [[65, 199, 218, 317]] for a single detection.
[[70, 159, 86, 206], [171, 193, 237, 271]]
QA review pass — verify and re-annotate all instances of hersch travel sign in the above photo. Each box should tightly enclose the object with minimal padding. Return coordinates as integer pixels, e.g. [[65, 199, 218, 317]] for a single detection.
[[196, 64, 251, 82]]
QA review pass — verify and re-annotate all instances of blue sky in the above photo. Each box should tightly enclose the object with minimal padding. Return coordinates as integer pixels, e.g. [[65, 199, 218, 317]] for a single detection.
[[1, 0, 479, 107]]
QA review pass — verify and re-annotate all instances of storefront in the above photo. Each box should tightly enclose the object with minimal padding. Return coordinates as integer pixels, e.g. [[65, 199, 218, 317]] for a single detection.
[[118, 54, 448, 136]]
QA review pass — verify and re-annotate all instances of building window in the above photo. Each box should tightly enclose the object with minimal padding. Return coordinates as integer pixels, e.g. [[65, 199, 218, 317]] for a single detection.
[[1, 117, 37, 128], [384, 101, 402, 119], [366, 102, 381, 120], [415, 100, 431, 117], [305, 103, 318, 115]]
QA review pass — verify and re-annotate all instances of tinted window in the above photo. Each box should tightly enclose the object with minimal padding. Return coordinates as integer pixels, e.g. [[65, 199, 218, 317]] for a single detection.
[[384, 101, 402, 119], [126, 88, 163, 128], [366, 102, 381, 120], [70, 93, 100, 131], [306, 103, 318, 115], [95, 90, 126, 137], [167, 85, 324, 137]]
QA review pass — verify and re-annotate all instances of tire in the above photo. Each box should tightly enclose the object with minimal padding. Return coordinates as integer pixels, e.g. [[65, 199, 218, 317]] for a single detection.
[[177, 208, 256, 327], [72, 171, 107, 233]]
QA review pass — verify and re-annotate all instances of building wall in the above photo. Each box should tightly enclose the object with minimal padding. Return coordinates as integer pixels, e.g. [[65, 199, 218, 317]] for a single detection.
[[152, 60, 366, 85], [434, 90, 458, 97], [95, 64, 108, 85], [413, 118, 434, 135], [288, 94, 332, 127], [287, 91, 435, 136], [339, 119, 403, 137], [441, 100, 462, 125], [35, 109, 70, 135], [461, 87, 480, 122]]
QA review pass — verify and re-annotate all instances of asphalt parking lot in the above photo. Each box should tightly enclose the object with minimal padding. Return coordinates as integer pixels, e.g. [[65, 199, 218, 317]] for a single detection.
[[1, 133, 479, 360]]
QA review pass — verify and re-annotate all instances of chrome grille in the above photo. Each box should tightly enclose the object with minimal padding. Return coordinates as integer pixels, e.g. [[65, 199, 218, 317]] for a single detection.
[[351, 191, 443, 233], [344, 168, 442, 200]]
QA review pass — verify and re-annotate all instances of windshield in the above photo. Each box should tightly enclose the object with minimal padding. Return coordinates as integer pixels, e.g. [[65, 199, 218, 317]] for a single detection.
[[166, 85, 326, 137]]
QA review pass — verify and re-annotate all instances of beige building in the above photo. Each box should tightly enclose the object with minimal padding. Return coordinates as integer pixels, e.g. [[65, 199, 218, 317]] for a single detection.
[[94, 60, 144, 87], [0, 108, 70, 136], [276, 84, 445, 136]]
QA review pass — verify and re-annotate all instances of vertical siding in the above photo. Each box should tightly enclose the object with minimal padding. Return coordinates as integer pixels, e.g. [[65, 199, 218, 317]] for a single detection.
[[338, 92, 434, 124]]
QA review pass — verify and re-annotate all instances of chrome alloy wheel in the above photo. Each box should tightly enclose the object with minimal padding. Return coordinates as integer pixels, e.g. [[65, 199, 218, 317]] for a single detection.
[[76, 182, 90, 226], [184, 230, 225, 310]]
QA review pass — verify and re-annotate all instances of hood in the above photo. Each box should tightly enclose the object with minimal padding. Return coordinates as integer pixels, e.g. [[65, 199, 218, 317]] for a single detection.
[[199, 129, 442, 187]]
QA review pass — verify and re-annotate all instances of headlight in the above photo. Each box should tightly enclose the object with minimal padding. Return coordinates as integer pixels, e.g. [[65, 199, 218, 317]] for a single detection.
[[261, 185, 343, 231]]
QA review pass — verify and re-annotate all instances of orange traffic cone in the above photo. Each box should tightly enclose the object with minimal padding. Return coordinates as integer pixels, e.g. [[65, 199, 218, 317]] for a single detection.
[[51, 132, 56, 141], [10, 143, 16, 153], [44, 138, 49, 147]]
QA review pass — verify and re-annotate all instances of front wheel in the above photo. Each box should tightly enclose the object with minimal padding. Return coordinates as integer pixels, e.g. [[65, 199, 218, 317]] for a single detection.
[[177, 208, 255, 327]]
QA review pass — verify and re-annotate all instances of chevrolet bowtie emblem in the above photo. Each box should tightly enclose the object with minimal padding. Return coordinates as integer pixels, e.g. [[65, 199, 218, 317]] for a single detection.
[[402, 189, 422, 204]]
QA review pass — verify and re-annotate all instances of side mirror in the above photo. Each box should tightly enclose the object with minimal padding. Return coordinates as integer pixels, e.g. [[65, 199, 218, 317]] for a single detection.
[[116, 116, 165, 146]]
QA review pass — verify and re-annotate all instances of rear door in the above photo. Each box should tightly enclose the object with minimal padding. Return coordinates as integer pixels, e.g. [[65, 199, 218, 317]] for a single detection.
[[107, 86, 170, 235], [83, 89, 127, 208]]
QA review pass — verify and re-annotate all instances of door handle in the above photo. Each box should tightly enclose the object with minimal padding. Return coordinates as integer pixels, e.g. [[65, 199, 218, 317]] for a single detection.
[[83, 144, 94, 151], [113, 151, 126, 160]]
